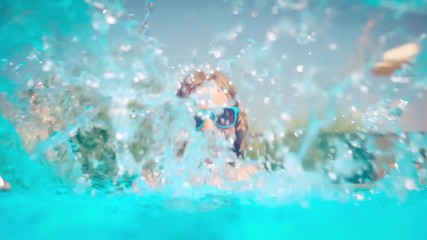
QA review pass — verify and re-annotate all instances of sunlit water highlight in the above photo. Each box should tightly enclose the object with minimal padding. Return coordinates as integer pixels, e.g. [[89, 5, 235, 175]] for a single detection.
[[1, 0, 427, 238]]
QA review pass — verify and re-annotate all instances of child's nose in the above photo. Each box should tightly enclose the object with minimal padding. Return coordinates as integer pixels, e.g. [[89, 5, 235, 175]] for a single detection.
[[202, 118, 215, 131]]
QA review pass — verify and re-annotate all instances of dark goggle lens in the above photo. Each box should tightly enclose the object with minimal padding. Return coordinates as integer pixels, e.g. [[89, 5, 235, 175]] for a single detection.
[[216, 108, 237, 127], [194, 116, 204, 129]]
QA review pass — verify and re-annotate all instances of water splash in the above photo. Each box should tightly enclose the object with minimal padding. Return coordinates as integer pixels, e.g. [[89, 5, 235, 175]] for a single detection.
[[0, 0, 426, 205]]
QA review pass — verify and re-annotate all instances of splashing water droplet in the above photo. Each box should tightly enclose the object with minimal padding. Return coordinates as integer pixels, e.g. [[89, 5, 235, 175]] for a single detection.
[[297, 32, 315, 44], [294, 129, 304, 137], [232, 6, 242, 15], [359, 85, 369, 94], [210, 49, 223, 59], [106, 15, 117, 25], [280, 112, 291, 121], [155, 48, 164, 55], [120, 44, 132, 52], [93, 1, 105, 9], [266, 31, 278, 42]]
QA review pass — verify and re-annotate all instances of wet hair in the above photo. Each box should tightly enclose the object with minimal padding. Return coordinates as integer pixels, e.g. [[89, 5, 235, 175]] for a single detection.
[[176, 70, 248, 157]]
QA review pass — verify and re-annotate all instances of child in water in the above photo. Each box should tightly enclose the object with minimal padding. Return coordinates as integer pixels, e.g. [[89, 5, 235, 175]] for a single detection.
[[177, 70, 260, 185], [142, 69, 260, 189], [176, 70, 248, 158]]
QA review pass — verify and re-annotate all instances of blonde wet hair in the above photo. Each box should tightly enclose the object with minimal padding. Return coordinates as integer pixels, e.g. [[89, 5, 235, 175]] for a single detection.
[[176, 70, 248, 157]]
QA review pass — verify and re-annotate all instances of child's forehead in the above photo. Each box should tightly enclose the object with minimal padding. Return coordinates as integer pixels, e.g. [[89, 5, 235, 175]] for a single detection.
[[194, 83, 231, 107]]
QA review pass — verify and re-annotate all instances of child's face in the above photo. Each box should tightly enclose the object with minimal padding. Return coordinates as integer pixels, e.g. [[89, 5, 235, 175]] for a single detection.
[[193, 82, 236, 140]]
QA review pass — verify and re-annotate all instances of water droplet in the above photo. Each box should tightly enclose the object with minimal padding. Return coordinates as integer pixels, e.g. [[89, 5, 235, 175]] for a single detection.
[[93, 1, 105, 9], [116, 133, 123, 140], [148, 1, 154, 9], [297, 33, 315, 44], [329, 43, 338, 51], [294, 129, 304, 137], [154, 48, 164, 55], [210, 49, 222, 58], [266, 31, 278, 42], [27, 79, 35, 87], [120, 44, 132, 52], [104, 72, 115, 79], [130, 110, 137, 119], [232, 6, 242, 15], [263, 97, 270, 104], [106, 15, 117, 25], [328, 172, 338, 180], [359, 85, 368, 94], [296, 65, 304, 72], [280, 112, 290, 121]]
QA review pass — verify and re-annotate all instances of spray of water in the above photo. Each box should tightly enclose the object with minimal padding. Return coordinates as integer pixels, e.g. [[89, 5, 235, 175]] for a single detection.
[[1, 0, 426, 204]]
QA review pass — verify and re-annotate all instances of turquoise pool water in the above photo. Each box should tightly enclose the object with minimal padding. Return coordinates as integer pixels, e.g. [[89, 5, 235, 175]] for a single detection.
[[1, 0, 427, 239], [1, 192, 427, 239]]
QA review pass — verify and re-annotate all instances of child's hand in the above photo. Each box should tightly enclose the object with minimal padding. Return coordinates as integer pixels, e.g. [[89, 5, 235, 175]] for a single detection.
[[0, 176, 11, 191], [373, 43, 420, 77]]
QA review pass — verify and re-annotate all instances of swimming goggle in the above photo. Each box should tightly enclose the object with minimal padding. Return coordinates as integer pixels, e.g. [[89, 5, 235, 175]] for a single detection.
[[194, 107, 239, 130]]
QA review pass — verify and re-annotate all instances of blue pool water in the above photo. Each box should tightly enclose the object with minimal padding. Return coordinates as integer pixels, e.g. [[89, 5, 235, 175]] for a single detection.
[[1, 192, 427, 239], [1, 0, 427, 239]]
